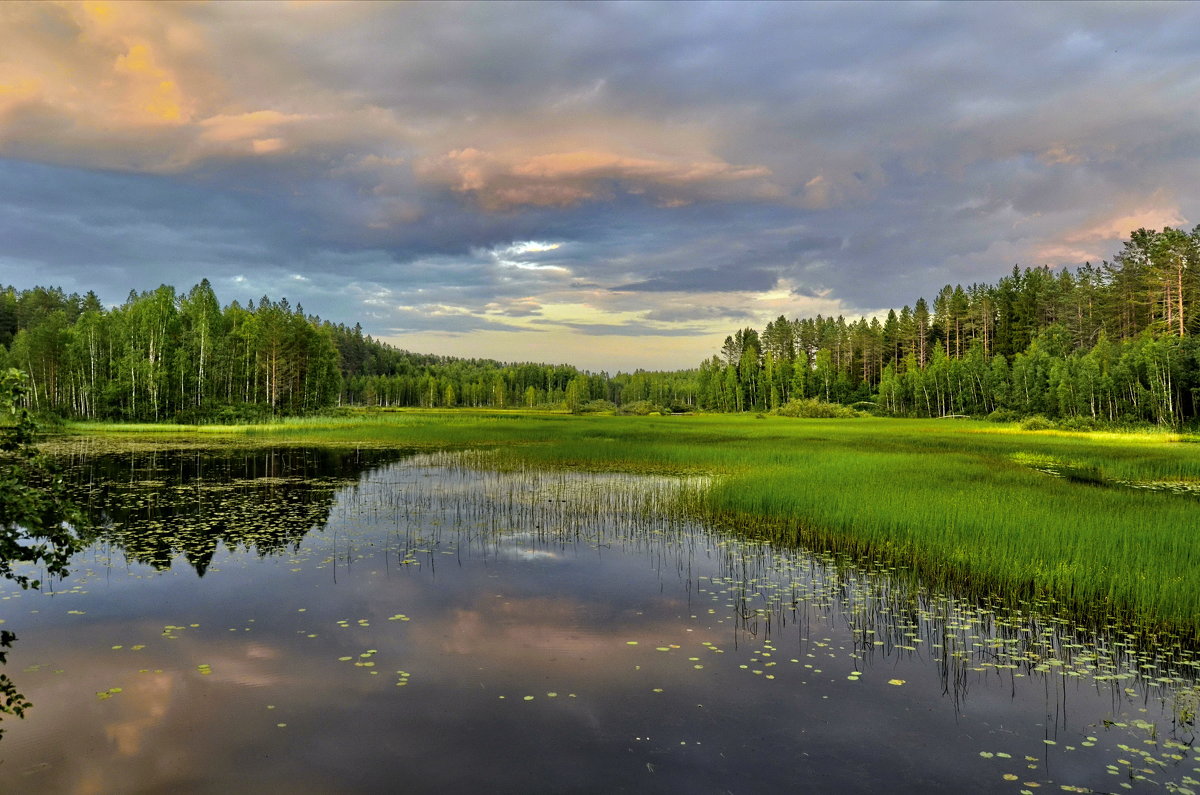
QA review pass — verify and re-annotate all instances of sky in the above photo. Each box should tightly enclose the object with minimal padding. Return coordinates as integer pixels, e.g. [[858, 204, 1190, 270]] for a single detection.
[[1, 1, 1198, 372]]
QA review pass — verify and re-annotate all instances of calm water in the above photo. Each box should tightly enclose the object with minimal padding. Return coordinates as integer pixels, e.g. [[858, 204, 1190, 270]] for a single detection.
[[1, 447, 1197, 793]]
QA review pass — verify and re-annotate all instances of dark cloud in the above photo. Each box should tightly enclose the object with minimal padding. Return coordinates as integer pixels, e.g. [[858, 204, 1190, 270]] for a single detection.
[[642, 304, 756, 324], [376, 306, 525, 336], [785, 235, 843, 256], [790, 286, 825, 300], [1, 2, 1198, 367], [549, 322, 709, 338], [613, 266, 778, 293]]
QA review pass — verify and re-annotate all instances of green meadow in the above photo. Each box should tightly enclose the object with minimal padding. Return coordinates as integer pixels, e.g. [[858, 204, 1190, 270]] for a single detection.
[[61, 411, 1200, 639]]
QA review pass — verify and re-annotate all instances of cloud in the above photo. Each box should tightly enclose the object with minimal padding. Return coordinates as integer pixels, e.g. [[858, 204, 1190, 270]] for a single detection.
[[613, 267, 779, 293], [1, 2, 1199, 369], [541, 320, 708, 337], [415, 146, 775, 210], [0, 2, 212, 168], [1038, 144, 1083, 166], [1034, 197, 1189, 263], [642, 304, 756, 323], [198, 110, 308, 147]]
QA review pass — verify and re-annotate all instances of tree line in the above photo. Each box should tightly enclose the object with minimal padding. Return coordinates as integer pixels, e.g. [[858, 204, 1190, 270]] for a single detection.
[[2, 282, 342, 420], [2, 226, 1198, 425], [0, 280, 642, 420], [694, 226, 1200, 426]]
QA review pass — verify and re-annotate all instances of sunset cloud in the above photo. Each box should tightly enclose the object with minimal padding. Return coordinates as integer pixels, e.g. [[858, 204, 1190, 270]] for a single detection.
[[198, 110, 305, 144], [0, 1, 1198, 369], [415, 146, 774, 210], [1034, 199, 1190, 263], [6, 2, 201, 124]]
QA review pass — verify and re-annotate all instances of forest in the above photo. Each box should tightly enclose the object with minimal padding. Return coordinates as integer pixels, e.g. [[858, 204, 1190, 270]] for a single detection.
[[2, 225, 1199, 426], [698, 225, 1200, 425], [0, 281, 605, 421]]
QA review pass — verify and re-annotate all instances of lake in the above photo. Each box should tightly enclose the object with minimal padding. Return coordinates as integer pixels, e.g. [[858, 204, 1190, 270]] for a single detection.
[[2, 445, 1197, 793]]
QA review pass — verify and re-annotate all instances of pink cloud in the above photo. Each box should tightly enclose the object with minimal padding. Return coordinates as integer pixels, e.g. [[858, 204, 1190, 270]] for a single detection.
[[1035, 197, 1188, 263], [416, 146, 774, 210]]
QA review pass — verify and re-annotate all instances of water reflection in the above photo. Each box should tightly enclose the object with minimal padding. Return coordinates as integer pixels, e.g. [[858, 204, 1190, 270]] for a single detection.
[[0, 450, 1195, 793], [60, 446, 416, 575]]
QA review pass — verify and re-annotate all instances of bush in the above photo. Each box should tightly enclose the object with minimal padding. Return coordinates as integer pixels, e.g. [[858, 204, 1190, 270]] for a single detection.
[[618, 400, 670, 416], [1019, 415, 1055, 431], [985, 408, 1022, 423], [577, 399, 616, 414], [772, 398, 863, 419], [1056, 416, 1102, 432], [174, 403, 277, 425]]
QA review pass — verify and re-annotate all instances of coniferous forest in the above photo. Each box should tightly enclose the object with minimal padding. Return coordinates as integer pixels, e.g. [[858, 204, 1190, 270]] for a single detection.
[[3, 226, 1200, 426], [697, 225, 1200, 425]]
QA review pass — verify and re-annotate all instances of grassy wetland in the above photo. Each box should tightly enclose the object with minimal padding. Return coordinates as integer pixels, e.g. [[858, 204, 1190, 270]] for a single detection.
[[64, 410, 1200, 637], [4, 411, 1199, 792]]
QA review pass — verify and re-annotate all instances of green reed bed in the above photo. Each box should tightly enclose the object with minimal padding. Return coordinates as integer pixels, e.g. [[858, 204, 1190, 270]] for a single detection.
[[703, 452, 1199, 633], [60, 411, 1200, 637]]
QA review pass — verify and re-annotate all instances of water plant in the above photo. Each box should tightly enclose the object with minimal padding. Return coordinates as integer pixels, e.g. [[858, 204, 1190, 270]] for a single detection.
[[55, 410, 1200, 639], [7, 442, 1200, 792]]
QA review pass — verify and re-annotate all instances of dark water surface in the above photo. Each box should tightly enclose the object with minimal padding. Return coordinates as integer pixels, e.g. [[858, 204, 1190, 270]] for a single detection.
[[1, 447, 1197, 793]]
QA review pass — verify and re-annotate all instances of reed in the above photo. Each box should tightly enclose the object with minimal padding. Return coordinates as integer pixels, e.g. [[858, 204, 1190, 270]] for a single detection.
[[64, 411, 1200, 636]]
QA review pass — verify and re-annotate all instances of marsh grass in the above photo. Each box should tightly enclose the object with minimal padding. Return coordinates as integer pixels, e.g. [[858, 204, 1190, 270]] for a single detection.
[[60, 411, 1200, 638]]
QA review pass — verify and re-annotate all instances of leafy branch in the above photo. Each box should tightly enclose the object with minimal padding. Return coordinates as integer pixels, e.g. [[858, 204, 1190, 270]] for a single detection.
[[0, 367, 86, 726]]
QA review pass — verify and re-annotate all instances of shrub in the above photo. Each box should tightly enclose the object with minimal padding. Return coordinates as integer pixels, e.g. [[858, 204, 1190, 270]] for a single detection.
[[195, 403, 277, 425], [618, 400, 670, 416], [985, 408, 1022, 423], [1057, 416, 1102, 432], [578, 399, 616, 414], [1020, 415, 1055, 431], [772, 398, 863, 419]]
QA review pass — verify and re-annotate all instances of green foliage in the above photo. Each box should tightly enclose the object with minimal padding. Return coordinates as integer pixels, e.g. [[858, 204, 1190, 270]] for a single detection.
[[0, 368, 86, 729], [0, 369, 83, 588], [577, 399, 617, 414], [771, 398, 863, 418], [0, 280, 708, 417], [617, 400, 670, 416], [2, 225, 1199, 424], [75, 410, 1200, 637], [174, 402, 275, 426], [694, 226, 1200, 426], [1055, 416, 1102, 432]]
